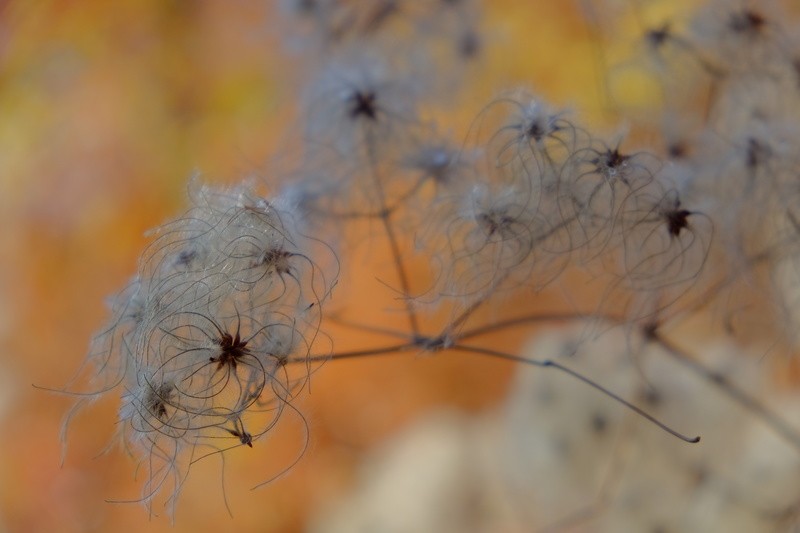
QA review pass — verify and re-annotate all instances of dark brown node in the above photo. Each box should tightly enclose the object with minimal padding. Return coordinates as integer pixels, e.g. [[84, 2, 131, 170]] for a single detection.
[[728, 9, 766, 35], [665, 207, 691, 238], [210, 328, 250, 371], [228, 428, 254, 448], [477, 212, 515, 238], [745, 138, 770, 170], [349, 90, 378, 120], [645, 23, 671, 48], [254, 248, 293, 276], [146, 382, 174, 420]]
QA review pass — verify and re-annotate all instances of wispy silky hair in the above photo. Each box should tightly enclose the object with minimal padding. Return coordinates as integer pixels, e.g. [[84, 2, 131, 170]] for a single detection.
[[59, 181, 337, 516], [303, 50, 421, 153], [591, 0, 800, 344], [688, 0, 792, 71]]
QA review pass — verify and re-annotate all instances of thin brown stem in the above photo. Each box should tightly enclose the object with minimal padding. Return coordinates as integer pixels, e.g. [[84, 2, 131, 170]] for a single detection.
[[451, 342, 700, 443], [364, 132, 421, 337], [648, 331, 800, 451], [291, 342, 413, 364]]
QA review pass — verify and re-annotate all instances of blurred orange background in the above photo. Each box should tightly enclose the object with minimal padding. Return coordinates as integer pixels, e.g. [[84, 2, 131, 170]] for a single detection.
[[0, 1, 625, 531]]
